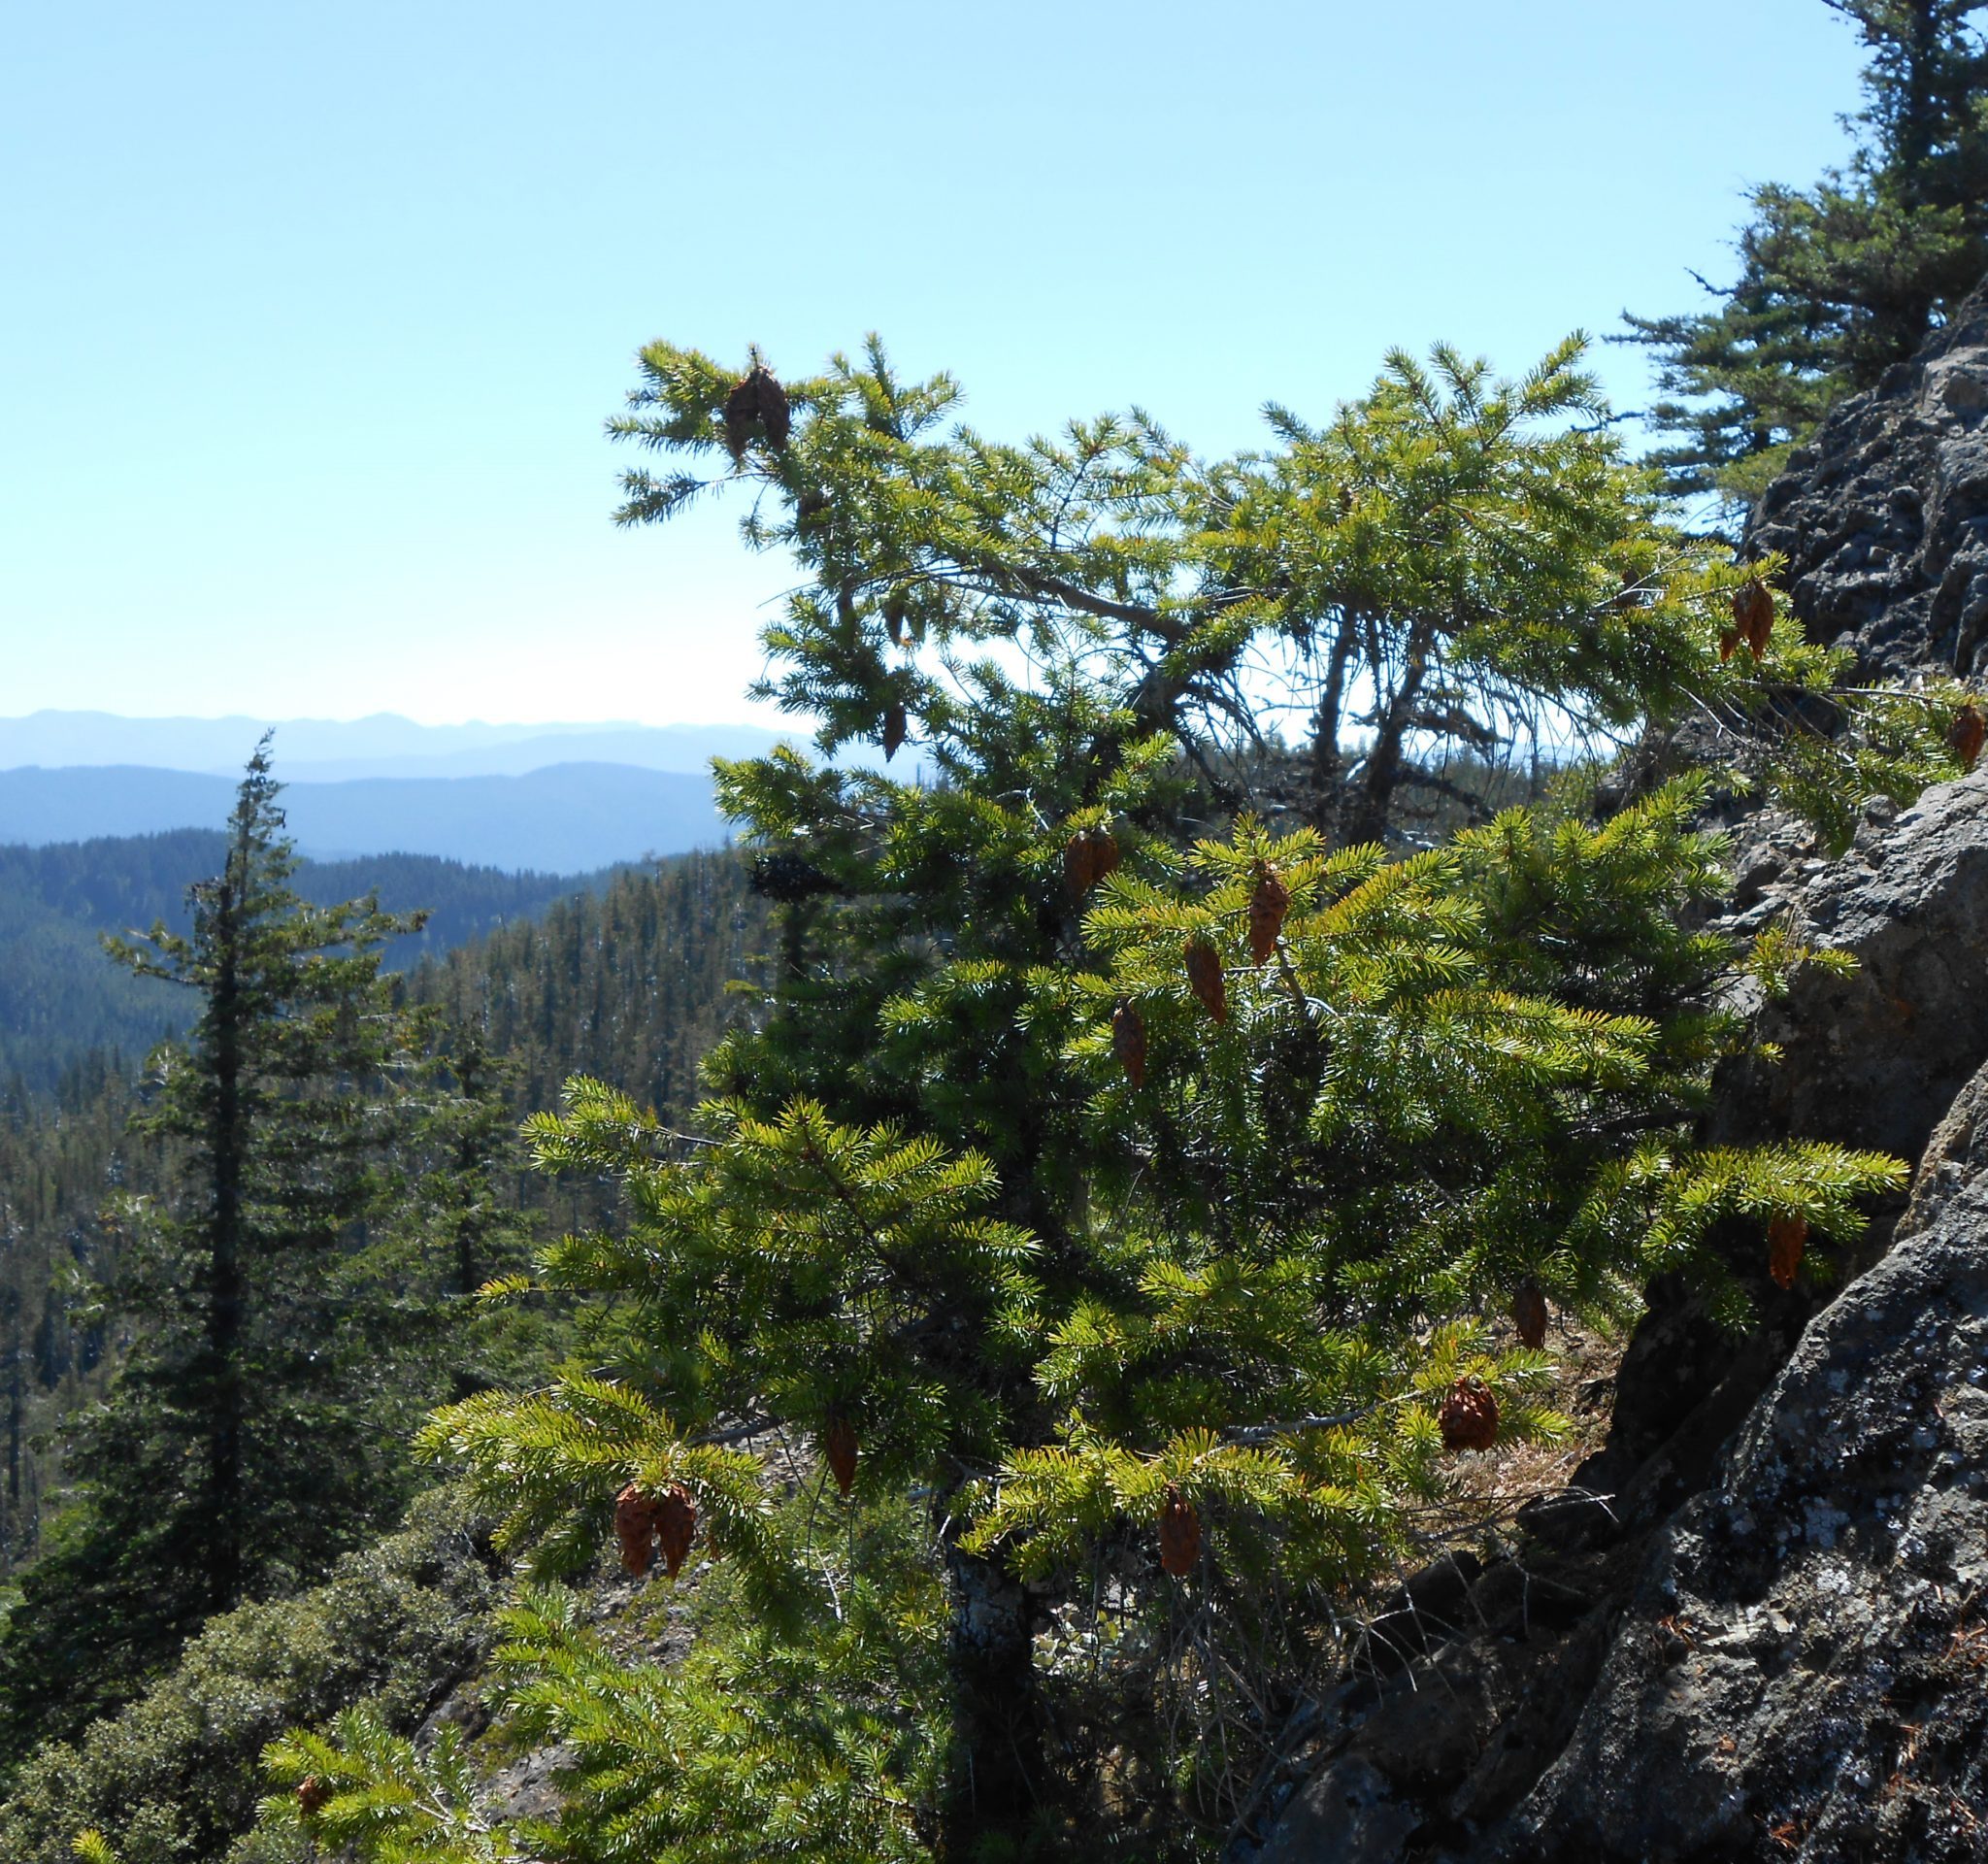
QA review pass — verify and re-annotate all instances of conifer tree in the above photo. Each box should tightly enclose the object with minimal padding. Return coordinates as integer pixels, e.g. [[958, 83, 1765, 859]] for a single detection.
[[1622, 0, 1988, 512], [297, 339, 1934, 1860], [0, 745, 444, 1759], [612, 338, 1754, 848]]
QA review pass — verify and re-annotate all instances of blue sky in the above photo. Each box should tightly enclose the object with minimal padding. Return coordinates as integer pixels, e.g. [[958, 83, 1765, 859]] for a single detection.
[[2, 1, 1870, 728]]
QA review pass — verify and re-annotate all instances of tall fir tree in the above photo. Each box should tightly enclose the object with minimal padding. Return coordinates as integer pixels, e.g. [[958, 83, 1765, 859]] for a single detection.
[[0, 746, 447, 1760], [1622, 0, 1988, 514]]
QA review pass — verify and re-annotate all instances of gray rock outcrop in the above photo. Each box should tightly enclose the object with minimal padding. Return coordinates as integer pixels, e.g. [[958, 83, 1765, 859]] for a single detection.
[[1710, 766, 1988, 1169], [1749, 277, 1988, 679], [1491, 1059, 1988, 1862]]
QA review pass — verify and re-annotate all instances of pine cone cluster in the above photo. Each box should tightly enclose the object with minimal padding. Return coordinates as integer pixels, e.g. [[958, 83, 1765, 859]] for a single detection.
[[1064, 825, 1121, 897], [616, 1481, 699, 1579], [724, 363, 790, 462], [1721, 581, 1775, 661]]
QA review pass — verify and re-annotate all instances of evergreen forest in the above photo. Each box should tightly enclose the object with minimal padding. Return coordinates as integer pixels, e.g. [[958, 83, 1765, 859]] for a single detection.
[[3, 6, 1986, 1860], [0, 830, 637, 1094]]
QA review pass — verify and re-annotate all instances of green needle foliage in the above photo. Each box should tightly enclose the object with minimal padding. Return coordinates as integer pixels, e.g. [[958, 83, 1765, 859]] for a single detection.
[[973, 793, 1898, 1601], [260, 1712, 511, 1864], [277, 332, 1923, 1860], [1622, 0, 1988, 513], [258, 1493, 947, 1864]]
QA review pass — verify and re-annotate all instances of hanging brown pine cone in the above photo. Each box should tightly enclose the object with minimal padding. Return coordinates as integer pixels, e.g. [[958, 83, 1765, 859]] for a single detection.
[[1511, 1280, 1548, 1350], [1087, 826, 1121, 885], [1158, 1486, 1201, 1577], [1247, 865, 1290, 965], [1947, 703, 1985, 773], [1438, 1376, 1499, 1452], [1733, 580, 1774, 658], [824, 1415, 859, 1497], [1767, 1214, 1809, 1291], [614, 1481, 662, 1576], [1183, 936, 1227, 1023], [1063, 832, 1097, 895], [1112, 998, 1147, 1088], [655, 1483, 698, 1579], [296, 1776, 331, 1815], [882, 698, 907, 761]]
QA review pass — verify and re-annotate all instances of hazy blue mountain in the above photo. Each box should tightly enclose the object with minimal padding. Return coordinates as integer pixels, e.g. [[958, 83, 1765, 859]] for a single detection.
[[280, 724, 795, 781], [0, 711, 787, 778], [280, 764, 731, 867], [0, 763, 730, 872], [0, 767, 237, 841]]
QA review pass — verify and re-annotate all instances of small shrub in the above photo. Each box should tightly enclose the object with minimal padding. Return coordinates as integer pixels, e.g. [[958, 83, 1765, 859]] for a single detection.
[[0, 1488, 499, 1864]]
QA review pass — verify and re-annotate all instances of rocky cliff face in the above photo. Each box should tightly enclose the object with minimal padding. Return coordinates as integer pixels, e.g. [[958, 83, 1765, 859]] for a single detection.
[[1495, 1048, 1988, 1864], [1749, 276, 1988, 680], [1251, 290, 1988, 1862]]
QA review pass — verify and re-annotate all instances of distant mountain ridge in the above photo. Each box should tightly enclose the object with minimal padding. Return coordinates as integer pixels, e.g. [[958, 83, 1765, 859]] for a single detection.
[[0, 762, 730, 873], [0, 711, 790, 780], [273, 727, 792, 782]]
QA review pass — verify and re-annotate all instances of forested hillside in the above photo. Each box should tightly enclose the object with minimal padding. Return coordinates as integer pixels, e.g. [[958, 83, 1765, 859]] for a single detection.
[[0, 841, 766, 1595], [404, 847, 767, 1134], [0, 1058, 140, 1575], [0, 831, 619, 1094]]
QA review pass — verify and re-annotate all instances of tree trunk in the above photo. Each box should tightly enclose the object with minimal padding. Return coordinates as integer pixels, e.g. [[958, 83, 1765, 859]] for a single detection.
[[1338, 619, 1436, 848], [940, 1530, 1044, 1856], [204, 858, 248, 1614], [1307, 616, 1359, 836]]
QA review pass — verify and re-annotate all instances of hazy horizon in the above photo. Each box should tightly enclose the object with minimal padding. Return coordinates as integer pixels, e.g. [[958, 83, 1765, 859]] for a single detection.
[[0, 706, 779, 733]]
